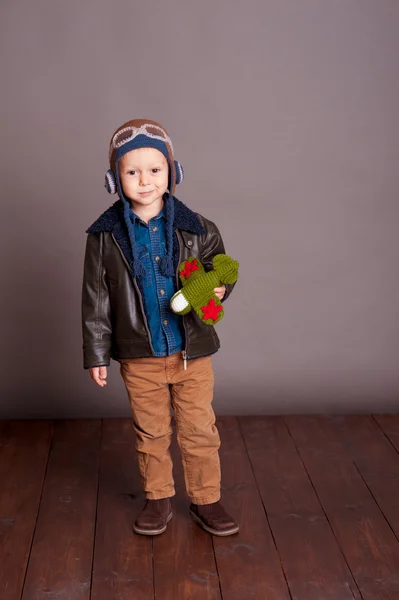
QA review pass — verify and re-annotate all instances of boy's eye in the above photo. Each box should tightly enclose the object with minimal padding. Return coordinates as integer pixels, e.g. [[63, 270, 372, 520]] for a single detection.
[[127, 169, 160, 175]]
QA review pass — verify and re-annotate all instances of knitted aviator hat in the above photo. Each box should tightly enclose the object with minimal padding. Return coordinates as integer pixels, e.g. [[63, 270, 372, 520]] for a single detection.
[[104, 118, 185, 278]]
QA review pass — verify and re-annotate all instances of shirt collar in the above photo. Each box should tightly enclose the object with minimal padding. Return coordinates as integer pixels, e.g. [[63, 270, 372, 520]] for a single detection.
[[129, 201, 166, 225]]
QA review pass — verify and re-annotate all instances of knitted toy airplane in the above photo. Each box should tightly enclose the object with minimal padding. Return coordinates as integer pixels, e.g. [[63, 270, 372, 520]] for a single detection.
[[170, 254, 239, 325]]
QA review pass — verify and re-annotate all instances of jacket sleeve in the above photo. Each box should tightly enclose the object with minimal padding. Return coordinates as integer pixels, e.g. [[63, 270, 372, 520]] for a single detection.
[[199, 219, 237, 303], [81, 233, 113, 369]]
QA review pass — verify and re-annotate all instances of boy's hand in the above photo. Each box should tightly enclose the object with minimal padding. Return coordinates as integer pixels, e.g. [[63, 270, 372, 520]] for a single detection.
[[89, 366, 108, 387], [214, 285, 226, 300]]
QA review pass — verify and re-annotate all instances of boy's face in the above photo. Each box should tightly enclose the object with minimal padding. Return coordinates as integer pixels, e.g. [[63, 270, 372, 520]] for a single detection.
[[118, 147, 169, 208]]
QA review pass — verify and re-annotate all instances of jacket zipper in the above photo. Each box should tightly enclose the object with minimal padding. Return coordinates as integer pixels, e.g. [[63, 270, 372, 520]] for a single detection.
[[175, 230, 188, 370], [111, 233, 155, 355]]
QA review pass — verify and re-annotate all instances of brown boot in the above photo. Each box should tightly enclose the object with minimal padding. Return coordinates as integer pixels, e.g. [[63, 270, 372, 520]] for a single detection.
[[189, 500, 239, 536], [133, 497, 173, 536]]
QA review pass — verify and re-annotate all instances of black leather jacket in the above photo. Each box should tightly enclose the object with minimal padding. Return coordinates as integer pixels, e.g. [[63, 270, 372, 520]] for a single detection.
[[81, 198, 236, 369]]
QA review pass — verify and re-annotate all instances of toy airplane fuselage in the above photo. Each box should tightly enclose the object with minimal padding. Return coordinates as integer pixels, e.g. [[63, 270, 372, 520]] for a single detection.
[[170, 254, 239, 325]]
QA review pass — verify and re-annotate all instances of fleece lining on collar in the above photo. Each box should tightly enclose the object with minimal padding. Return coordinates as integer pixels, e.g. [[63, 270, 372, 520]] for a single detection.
[[86, 196, 205, 236], [85, 196, 206, 278]]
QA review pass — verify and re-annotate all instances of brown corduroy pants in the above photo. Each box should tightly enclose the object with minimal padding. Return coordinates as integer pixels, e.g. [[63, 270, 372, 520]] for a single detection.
[[119, 351, 221, 504]]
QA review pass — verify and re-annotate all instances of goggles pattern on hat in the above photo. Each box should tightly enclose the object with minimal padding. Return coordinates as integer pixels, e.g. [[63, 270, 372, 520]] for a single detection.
[[109, 123, 174, 161]]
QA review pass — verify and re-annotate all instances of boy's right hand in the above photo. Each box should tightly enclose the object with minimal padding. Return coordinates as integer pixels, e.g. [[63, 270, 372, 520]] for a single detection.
[[89, 366, 108, 387]]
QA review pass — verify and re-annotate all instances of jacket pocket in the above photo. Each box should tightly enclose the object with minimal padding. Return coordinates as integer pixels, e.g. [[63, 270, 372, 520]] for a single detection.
[[180, 233, 199, 261]]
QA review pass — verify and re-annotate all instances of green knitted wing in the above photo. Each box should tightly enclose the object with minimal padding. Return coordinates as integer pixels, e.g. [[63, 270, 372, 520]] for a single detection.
[[170, 257, 205, 315], [178, 256, 205, 284], [196, 294, 224, 325]]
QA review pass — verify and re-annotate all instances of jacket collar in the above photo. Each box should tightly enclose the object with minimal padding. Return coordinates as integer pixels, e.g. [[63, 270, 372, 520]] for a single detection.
[[85, 195, 205, 275], [86, 195, 205, 235]]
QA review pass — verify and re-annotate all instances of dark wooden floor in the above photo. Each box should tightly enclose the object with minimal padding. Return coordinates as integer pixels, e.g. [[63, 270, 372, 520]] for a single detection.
[[1, 415, 399, 599]]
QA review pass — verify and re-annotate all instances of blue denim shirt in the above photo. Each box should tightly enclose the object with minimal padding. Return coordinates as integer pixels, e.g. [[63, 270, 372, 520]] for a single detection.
[[129, 205, 184, 356]]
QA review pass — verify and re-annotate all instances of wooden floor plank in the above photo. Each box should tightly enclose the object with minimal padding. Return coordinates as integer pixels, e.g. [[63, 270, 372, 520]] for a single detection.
[[239, 415, 361, 600], [0, 420, 53, 600], [0, 420, 51, 446], [152, 421, 221, 600], [0, 420, 7, 440], [21, 420, 101, 600], [285, 415, 399, 600], [91, 418, 155, 600], [326, 415, 399, 540], [213, 416, 291, 600], [374, 414, 399, 452]]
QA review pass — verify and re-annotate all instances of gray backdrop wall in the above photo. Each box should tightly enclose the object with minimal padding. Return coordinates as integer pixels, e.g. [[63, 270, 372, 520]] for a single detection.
[[1, 1, 398, 418]]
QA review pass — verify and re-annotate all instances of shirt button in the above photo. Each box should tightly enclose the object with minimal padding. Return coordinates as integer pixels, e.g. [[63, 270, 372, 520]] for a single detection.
[[152, 226, 158, 232], [163, 319, 168, 326], [155, 256, 160, 262], [160, 289, 165, 295], [187, 240, 193, 246]]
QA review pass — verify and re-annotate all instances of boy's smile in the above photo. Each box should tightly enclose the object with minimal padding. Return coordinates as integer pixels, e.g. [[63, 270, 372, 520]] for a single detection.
[[118, 147, 169, 222]]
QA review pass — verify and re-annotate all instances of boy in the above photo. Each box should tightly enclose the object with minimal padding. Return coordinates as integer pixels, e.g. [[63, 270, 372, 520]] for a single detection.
[[81, 119, 239, 536]]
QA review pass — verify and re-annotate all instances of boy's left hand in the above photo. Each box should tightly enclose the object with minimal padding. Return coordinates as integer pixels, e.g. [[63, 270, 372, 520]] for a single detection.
[[214, 285, 226, 300]]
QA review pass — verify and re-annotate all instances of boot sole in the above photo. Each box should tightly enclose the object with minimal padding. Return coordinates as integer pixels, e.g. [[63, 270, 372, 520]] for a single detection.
[[133, 511, 173, 536], [189, 508, 239, 536]]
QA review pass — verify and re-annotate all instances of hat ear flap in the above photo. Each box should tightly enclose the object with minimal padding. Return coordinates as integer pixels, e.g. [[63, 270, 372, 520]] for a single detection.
[[174, 160, 184, 185], [104, 169, 117, 194]]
